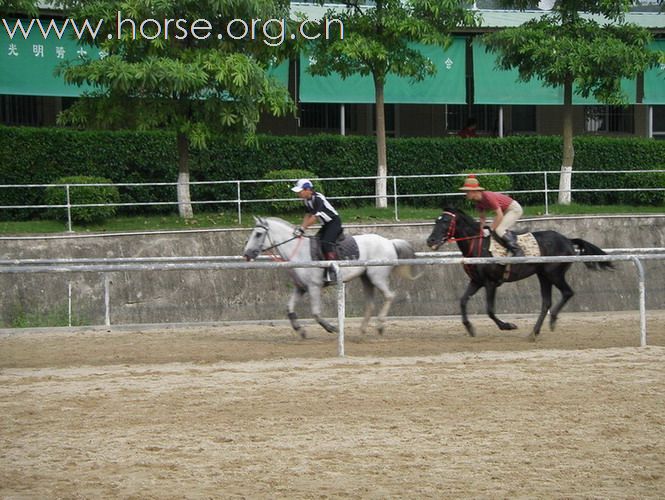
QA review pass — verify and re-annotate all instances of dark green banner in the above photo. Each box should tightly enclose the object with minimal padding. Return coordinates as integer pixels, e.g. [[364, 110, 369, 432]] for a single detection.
[[0, 19, 100, 96], [473, 41, 637, 105], [299, 38, 466, 104], [1, 18, 289, 97], [643, 40, 665, 105]]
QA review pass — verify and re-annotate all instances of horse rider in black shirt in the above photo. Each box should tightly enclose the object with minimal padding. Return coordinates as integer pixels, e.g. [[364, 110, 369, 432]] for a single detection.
[[292, 178, 343, 283]]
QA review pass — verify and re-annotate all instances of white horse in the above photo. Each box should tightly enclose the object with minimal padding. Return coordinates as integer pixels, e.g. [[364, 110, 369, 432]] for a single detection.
[[242, 216, 419, 338]]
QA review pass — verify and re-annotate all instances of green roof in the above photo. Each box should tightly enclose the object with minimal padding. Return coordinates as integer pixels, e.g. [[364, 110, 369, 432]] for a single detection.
[[476, 10, 665, 29], [289, 3, 665, 31]]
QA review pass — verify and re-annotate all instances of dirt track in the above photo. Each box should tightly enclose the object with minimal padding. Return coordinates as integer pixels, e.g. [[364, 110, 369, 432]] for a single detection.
[[1, 311, 664, 498]]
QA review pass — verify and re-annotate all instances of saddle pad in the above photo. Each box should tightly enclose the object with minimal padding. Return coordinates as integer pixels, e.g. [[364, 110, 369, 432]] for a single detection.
[[310, 235, 360, 261], [490, 232, 540, 258]]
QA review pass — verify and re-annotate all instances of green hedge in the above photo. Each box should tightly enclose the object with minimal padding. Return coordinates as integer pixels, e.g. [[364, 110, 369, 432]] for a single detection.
[[259, 169, 318, 212], [1, 126, 663, 221], [44, 176, 120, 223]]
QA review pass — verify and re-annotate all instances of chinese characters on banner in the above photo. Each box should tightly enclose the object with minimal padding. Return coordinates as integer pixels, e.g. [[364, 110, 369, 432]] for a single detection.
[[1, 20, 103, 96]]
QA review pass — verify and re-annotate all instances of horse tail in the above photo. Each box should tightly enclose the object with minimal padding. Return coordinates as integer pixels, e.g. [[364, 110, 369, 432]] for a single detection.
[[570, 238, 614, 270], [391, 239, 424, 280]]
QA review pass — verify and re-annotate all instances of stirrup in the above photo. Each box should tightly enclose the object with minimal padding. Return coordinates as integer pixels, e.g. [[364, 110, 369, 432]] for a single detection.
[[508, 244, 524, 257], [502, 231, 523, 257], [324, 267, 337, 284]]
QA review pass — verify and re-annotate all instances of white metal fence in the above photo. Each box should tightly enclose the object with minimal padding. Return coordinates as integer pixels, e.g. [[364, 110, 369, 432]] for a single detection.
[[1, 169, 663, 231], [1, 251, 663, 356]]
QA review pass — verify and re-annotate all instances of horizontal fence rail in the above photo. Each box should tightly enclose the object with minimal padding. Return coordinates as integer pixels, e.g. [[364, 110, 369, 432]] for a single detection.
[[0, 248, 663, 267], [1, 251, 663, 355], [1, 169, 663, 229]]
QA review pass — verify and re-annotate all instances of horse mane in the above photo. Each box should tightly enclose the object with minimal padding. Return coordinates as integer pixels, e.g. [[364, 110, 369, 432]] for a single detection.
[[263, 217, 295, 231], [443, 207, 479, 230]]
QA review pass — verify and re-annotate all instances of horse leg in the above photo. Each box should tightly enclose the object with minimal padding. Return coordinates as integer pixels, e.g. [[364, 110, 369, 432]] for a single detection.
[[529, 274, 553, 341], [369, 268, 395, 335], [485, 283, 518, 331], [548, 270, 575, 331], [360, 273, 376, 334], [287, 286, 307, 339], [461, 281, 483, 337], [308, 285, 338, 334]]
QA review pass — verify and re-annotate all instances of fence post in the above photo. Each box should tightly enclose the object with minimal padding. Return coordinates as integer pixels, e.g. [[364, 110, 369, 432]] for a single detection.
[[334, 262, 345, 357], [544, 172, 549, 216], [68, 281, 72, 327], [631, 256, 647, 347], [236, 181, 242, 225], [65, 184, 73, 233], [104, 274, 112, 327], [393, 176, 400, 222]]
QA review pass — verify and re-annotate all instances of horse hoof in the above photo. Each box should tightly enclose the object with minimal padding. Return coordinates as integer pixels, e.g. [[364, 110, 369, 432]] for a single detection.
[[317, 320, 337, 334], [321, 323, 338, 334], [526, 331, 538, 342], [299, 329, 307, 339], [504, 323, 518, 330], [464, 325, 476, 337], [549, 317, 558, 331]]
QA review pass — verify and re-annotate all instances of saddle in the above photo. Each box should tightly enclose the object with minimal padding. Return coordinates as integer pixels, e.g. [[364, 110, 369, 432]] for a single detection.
[[482, 232, 539, 282], [489, 232, 541, 258], [310, 233, 360, 261]]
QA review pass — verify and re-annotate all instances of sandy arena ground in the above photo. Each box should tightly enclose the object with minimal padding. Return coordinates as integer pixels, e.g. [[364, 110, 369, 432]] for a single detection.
[[1, 311, 664, 499]]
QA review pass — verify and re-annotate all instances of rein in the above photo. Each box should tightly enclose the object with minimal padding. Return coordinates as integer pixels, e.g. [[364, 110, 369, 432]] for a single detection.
[[442, 211, 484, 264], [258, 224, 306, 262], [443, 212, 484, 250]]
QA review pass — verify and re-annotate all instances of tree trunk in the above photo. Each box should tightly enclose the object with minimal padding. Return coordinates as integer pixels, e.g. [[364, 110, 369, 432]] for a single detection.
[[374, 78, 388, 209], [558, 76, 574, 205], [177, 132, 194, 219]]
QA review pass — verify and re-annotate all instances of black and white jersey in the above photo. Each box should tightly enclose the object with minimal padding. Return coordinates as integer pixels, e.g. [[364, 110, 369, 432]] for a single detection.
[[304, 192, 339, 223]]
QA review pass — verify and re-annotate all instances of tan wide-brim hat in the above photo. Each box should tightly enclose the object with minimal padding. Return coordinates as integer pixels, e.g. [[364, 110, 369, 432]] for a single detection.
[[459, 174, 485, 191]]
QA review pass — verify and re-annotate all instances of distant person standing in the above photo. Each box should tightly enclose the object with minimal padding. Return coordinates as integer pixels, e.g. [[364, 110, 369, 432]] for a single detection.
[[458, 117, 478, 138]]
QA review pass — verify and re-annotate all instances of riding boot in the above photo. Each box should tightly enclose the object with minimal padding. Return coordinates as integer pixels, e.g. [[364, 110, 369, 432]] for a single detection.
[[323, 251, 338, 283], [503, 230, 524, 257]]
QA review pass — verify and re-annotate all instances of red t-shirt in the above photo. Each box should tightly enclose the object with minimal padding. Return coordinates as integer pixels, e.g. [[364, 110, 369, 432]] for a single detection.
[[475, 191, 514, 212]]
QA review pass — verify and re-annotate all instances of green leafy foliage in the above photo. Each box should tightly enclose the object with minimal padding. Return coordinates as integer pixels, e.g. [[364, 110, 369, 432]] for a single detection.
[[259, 169, 318, 212], [56, 0, 295, 217], [481, 0, 662, 204], [0, 0, 38, 16], [482, 17, 659, 104], [57, 0, 295, 141], [301, 0, 480, 205], [44, 176, 120, 223]]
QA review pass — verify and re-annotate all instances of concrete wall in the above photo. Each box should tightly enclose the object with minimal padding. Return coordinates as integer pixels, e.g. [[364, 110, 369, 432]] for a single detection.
[[0, 215, 663, 327]]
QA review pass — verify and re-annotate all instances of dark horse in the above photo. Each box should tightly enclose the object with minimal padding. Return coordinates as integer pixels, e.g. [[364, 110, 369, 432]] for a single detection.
[[426, 208, 613, 340]]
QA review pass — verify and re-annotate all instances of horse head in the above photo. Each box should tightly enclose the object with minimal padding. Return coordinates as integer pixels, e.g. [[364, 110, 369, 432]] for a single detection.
[[242, 216, 270, 261], [426, 209, 457, 250]]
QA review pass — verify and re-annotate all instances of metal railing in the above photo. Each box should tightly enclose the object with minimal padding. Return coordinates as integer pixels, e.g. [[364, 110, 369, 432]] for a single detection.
[[1, 251, 663, 356], [1, 169, 663, 231]]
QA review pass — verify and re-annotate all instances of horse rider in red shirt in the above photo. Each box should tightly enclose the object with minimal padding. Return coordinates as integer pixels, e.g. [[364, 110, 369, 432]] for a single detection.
[[459, 174, 524, 257]]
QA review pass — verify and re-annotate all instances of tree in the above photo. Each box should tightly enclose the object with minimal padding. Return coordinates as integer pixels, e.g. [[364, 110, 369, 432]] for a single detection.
[[303, 0, 478, 208], [482, 0, 661, 204], [57, 0, 294, 218]]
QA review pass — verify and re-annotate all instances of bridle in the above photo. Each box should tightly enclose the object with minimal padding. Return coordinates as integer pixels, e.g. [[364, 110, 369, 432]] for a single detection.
[[255, 222, 305, 262], [438, 211, 484, 258]]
